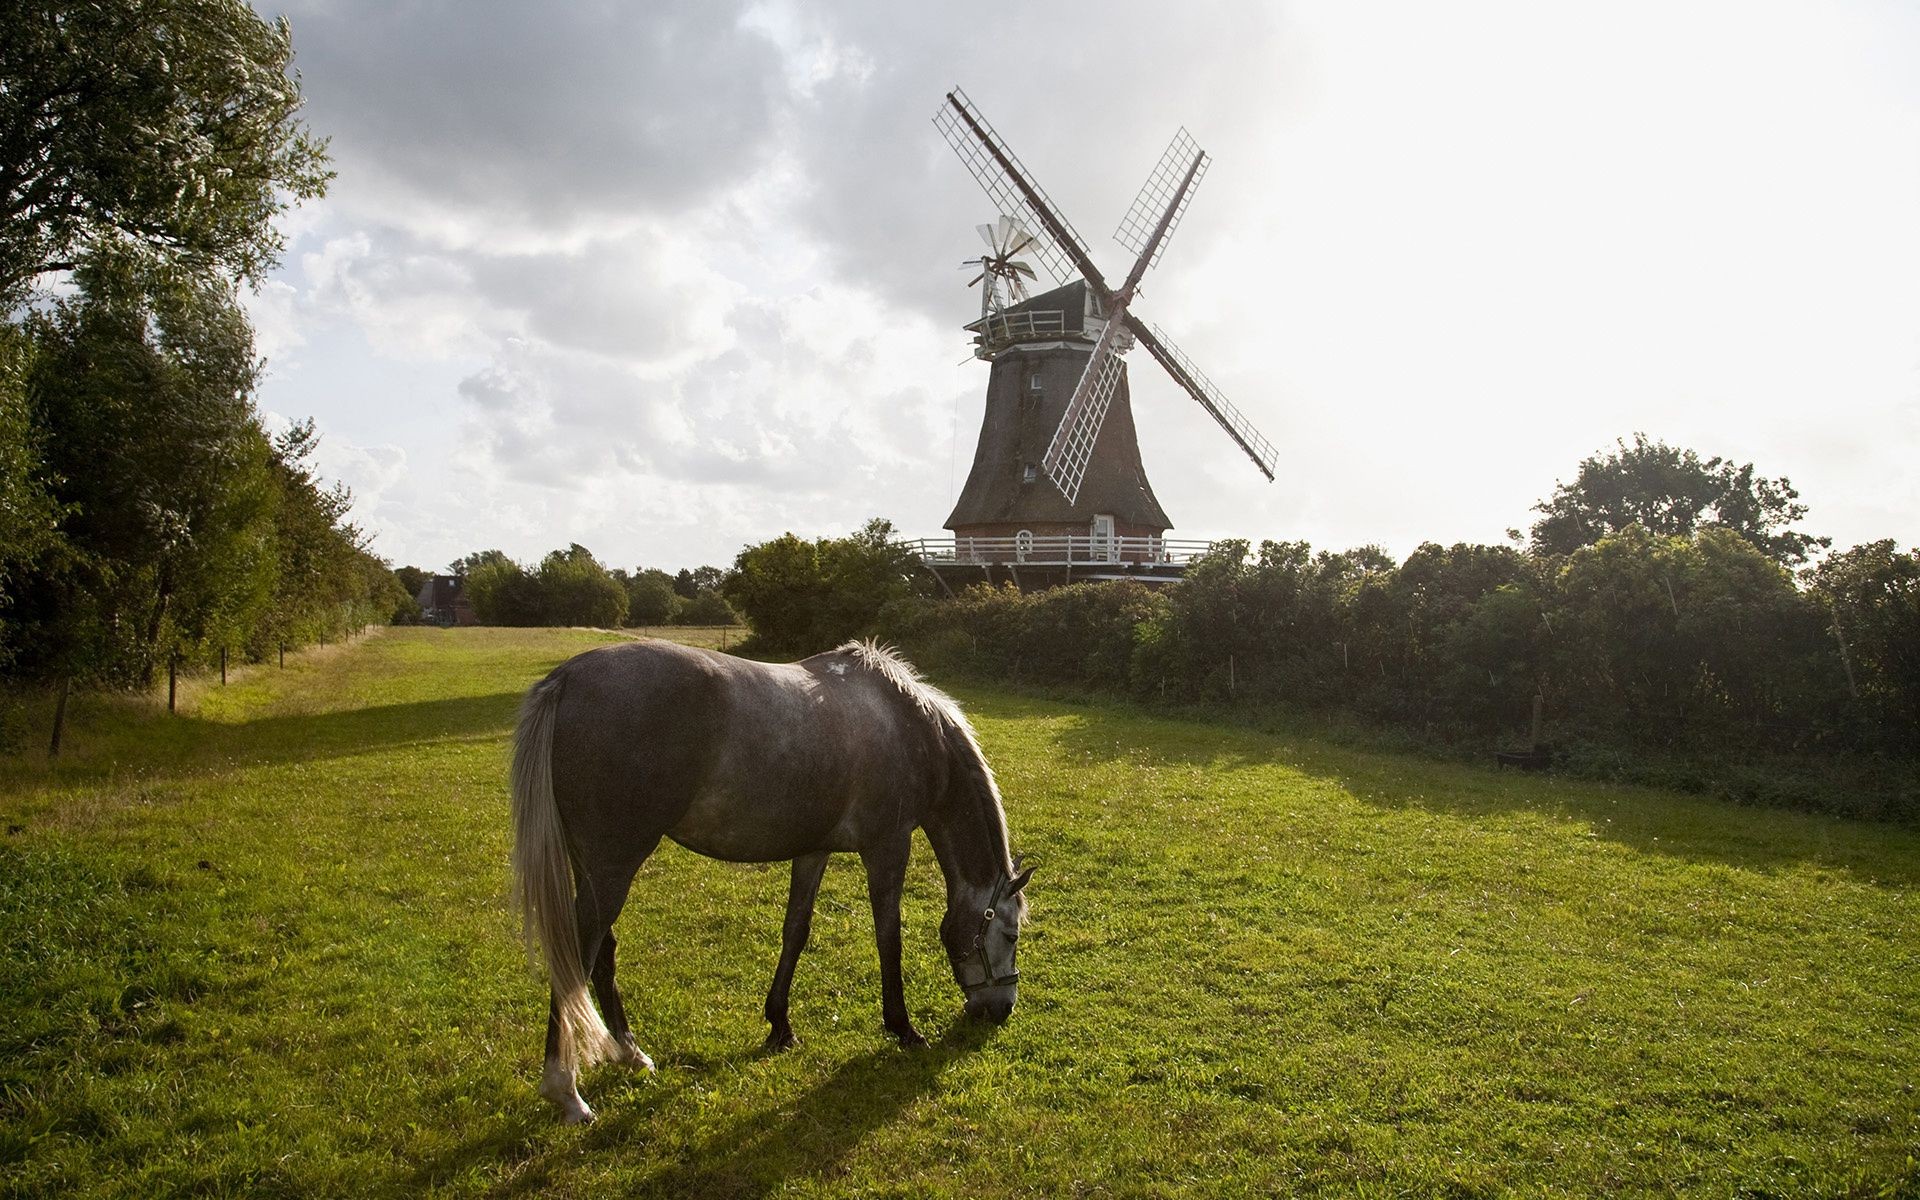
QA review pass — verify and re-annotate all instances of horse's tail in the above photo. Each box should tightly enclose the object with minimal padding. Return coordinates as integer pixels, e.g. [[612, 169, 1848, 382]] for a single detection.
[[510, 673, 617, 1073]]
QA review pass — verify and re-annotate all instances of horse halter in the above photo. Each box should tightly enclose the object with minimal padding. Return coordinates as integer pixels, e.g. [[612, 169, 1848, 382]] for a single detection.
[[950, 874, 1021, 993]]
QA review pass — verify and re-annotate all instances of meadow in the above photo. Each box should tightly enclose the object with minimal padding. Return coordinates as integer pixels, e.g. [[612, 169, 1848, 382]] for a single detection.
[[1, 627, 1915, 1198]]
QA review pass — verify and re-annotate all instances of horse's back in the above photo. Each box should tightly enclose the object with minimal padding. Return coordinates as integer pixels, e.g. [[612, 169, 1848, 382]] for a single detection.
[[542, 640, 944, 864]]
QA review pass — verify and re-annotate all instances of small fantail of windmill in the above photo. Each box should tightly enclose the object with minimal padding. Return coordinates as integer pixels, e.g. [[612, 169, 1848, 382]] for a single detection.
[[964, 216, 1040, 319]]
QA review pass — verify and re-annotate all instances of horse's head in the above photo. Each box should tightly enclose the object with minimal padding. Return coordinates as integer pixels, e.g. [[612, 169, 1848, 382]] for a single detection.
[[943, 861, 1034, 1023]]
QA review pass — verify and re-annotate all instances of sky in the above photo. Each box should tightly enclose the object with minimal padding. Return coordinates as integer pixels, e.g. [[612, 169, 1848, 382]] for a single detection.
[[245, 0, 1920, 574]]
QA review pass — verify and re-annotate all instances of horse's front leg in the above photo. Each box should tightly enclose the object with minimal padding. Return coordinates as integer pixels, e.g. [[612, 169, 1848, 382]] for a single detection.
[[764, 851, 830, 1051], [861, 837, 925, 1048]]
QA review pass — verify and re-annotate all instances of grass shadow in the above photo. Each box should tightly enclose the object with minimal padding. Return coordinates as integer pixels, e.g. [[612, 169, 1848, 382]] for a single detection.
[[998, 690, 1920, 888], [421, 1024, 989, 1199]]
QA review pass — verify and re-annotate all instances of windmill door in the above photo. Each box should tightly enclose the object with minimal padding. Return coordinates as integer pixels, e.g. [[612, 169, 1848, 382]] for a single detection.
[[1091, 514, 1117, 563]]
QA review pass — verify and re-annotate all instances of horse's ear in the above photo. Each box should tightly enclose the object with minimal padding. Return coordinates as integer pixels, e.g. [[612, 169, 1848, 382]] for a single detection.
[[1010, 863, 1035, 894]]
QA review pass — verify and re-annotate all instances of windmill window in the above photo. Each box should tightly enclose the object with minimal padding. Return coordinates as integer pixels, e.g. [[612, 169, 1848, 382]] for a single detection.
[[1027, 374, 1043, 393], [1023, 464, 1037, 484]]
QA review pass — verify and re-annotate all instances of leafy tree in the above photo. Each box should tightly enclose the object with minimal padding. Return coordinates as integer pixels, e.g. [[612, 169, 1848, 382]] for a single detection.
[[1531, 434, 1827, 566], [723, 518, 925, 657], [1, 0, 332, 303], [465, 555, 539, 625], [1807, 541, 1920, 742], [1544, 526, 1835, 748], [8, 253, 277, 687], [449, 549, 511, 578], [393, 565, 430, 599], [535, 544, 626, 628], [623, 568, 678, 626], [673, 590, 736, 626], [0, 323, 62, 621]]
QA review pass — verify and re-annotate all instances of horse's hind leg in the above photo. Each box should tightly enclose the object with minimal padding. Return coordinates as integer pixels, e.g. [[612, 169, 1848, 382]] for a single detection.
[[540, 849, 652, 1122], [593, 932, 653, 1069], [763, 851, 830, 1051], [861, 837, 925, 1048]]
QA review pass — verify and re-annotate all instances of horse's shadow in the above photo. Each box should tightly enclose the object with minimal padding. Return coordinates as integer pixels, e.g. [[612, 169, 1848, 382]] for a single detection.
[[414, 1024, 988, 1199]]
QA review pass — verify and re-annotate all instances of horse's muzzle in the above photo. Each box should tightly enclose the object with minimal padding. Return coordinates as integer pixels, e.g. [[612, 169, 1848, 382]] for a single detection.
[[966, 987, 1017, 1024]]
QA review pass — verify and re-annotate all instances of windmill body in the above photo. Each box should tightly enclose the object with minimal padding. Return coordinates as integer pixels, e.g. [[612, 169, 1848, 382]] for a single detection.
[[910, 88, 1280, 589], [945, 280, 1170, 552]]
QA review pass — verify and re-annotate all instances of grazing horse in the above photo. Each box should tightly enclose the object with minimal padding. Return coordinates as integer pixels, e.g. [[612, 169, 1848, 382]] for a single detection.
[[510, 638, 1033, 1123]]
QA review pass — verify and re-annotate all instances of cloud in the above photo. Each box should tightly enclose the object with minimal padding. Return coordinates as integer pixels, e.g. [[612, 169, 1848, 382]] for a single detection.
[[248, 0, 1920, 573]]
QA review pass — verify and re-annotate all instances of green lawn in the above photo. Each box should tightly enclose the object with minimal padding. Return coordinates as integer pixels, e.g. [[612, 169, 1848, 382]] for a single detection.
[[2, 627, 1915, 1198]]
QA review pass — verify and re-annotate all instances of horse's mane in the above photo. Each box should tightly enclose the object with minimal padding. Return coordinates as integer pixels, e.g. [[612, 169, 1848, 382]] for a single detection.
[[837, 640, 1013, 873]]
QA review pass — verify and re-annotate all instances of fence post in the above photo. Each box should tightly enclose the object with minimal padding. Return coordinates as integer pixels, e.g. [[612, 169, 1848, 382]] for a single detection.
[[168, 657, 178, 714], [279, 643, 285, 669], [220, 646, 227, 685]]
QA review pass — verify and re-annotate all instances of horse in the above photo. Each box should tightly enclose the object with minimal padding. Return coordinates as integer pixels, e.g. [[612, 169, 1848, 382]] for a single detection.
[[509, 638, 1033, 1123]]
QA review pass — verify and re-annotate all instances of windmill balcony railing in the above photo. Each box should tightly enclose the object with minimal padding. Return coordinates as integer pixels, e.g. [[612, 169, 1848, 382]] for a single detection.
[[903, 535, 1216, 568], [970, 309, 1070, 352]]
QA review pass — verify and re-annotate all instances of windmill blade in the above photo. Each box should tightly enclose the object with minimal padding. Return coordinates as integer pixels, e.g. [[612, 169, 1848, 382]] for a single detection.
[[935, 89, 1109, 294], [1127, 317, 1278, 481], [1040, 318, 1134, 504], [1114, 127, 1210, 274]]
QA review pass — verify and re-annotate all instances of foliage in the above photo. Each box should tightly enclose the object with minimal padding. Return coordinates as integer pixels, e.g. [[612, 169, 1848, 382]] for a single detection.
[[620, 567, 677, 626], [536, 544, 627, 628], [881, 527, 1911, 820], [878, 581, 1169, 692], [0, 324, 62, 623], [1530, 433, 1828, 566], [5, 254, 277, 686], [723, 518, 927, 657], [1806, 540, 1920, 745], [673, 589, 737, 626], [0, 627, 1915, 1196], [1, 0, 332, 303], [462, 545, 627, 628]]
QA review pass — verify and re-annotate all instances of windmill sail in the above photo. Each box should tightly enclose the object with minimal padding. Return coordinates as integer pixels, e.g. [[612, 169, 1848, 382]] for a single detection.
[[1114, 128, 1209, 270], [1040, 317, 1133, 503], [934, 90, 1104, 291], [1130, 319, 1278, 480]]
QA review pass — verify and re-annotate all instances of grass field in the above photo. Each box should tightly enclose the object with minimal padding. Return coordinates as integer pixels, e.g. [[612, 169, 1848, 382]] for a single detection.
[[2, 627, 1915, 1198]]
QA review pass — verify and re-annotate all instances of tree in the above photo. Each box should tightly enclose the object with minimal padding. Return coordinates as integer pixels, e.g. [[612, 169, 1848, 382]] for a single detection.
[[1530, 434, 1828, 566], [1807, 540, 1920, 742], [1, 0, 332, 303], [723, 519, 925, 657], [623, 568, 677, 626], [535, 544, 626, 628], [7, 252, 277, 688], [0, 323, 62, 622], [465, 555, 539, 625], [449, 549, 511, 578]]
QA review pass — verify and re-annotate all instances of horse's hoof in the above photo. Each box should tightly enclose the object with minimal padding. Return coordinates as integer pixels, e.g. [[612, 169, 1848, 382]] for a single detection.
[[613, 1034, 655, 1071], [560, 1102, 595, 1125], [763, 1028, 798, 1053], [893, 1027, 928, 1049]]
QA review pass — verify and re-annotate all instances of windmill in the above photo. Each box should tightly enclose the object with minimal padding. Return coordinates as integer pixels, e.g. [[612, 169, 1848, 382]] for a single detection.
[[965, 215, 1040, 319], [932, 88, 1278, 581]]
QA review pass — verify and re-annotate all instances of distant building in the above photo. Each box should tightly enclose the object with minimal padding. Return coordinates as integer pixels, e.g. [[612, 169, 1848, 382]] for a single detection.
[[416, 575, 479, 627]]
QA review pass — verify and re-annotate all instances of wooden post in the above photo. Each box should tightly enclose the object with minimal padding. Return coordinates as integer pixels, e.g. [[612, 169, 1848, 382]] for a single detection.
[[220, 646, 227, 685], [1530, 691, 1545, 750], [167, 657, 177, 714], [48, 677, 71, 759], [279, 643, 285, 669], [1228, 654, 1236, 696]]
